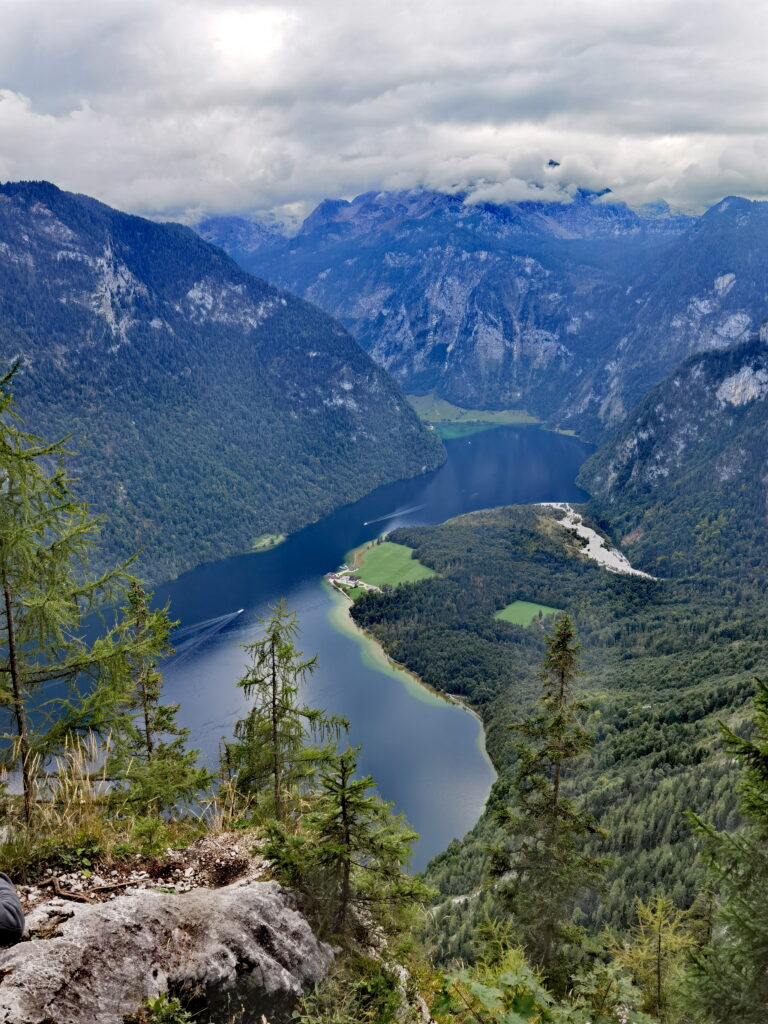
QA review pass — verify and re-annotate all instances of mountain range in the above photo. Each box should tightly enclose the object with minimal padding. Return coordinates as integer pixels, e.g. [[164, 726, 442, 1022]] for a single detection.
[[199, 190, 768, 438], [0, 181, 443, 581]]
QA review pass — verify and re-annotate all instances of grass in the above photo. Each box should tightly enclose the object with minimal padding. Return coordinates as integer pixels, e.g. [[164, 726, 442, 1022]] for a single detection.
[[494, 600, 563, 627], [406, 394, 539, 427], [353, 541, 436, 589], [252, 533, 287, 552]]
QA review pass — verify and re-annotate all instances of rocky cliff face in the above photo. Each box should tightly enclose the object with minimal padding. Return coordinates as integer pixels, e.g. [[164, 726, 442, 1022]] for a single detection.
[[571, 197, 768, 432], [200, 190, 768, 440], [578, 338, 768, 578], [0, 182, 443, 581], [198, 189, 693, 427]]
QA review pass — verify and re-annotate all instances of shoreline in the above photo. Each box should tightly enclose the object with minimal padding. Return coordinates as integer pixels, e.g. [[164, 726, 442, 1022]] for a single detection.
[[325, 581, 494, 769]]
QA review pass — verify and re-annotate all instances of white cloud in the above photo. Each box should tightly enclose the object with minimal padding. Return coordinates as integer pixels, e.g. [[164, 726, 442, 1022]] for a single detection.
[[1, 0, 767, 220]]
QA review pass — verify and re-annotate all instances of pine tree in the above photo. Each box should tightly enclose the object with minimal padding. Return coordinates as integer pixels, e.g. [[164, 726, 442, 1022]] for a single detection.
[[107, 582, 211, 815], [689, 677, 768, 1022], [226, 600, 346, 819], [0, 367, 170, 823], [490, 614, 604, 990]]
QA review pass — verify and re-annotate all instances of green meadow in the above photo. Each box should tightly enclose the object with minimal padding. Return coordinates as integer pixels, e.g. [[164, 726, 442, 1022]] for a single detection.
[[494, 599, 563, 626], [353, 541, 436, 588], [406, 394, 539, 431]]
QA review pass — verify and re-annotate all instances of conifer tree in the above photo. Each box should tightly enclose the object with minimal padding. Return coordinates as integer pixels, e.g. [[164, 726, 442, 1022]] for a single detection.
[[265, 746, 424, 935], [0, 367, 170, 823], [108, 582, 211, 814], [226, 600, 346, 819], [490, 614, 604, 990], [689, 677, 768, 1022], [308, 746, 422, 931], [614, 894, 692, 1022]]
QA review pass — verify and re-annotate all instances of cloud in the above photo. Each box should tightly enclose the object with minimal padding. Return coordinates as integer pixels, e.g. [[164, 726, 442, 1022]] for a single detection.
[[1, 0, 767, 221]]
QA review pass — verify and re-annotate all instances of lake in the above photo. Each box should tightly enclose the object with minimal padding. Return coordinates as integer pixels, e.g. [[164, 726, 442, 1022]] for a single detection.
[[157, 425, 592, 871]]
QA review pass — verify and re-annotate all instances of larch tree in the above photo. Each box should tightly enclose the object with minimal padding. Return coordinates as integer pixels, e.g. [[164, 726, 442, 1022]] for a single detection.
[[265, 746, 424, 936], [226, 599, 346, 820], [615, 894, 692, 1022], [107, 582, 211, 815], [0, 366, 170, 823]]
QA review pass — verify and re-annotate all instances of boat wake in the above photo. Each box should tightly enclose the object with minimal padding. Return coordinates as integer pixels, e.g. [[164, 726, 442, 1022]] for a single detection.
[[168, 608, 245, 662], [363, 503, 426, 526]]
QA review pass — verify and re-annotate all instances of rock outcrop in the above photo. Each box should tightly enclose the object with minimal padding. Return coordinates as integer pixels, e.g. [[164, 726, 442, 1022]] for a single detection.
[[0, 879, 333, 1024]]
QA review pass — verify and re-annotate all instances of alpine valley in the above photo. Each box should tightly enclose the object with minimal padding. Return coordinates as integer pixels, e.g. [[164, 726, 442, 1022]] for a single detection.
[[200, 189, 768, 437], [3, 178, 768, 1024]]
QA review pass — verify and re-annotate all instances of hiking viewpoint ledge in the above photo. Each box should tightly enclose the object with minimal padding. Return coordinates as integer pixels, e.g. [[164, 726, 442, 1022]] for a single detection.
[[0, 878, 333, 1024]]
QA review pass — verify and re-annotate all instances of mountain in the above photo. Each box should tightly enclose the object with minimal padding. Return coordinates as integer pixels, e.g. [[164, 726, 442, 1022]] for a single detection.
[[0, 181, 443, 582], [197, 189, 694, 427], [199, 190, 768, 441], [579, 336, 768, 580], [571, 197, 768, 432], [196, 215, 283, 265]]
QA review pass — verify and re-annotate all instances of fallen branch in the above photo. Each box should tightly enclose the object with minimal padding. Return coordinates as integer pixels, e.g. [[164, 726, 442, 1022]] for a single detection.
[[36, 877, 94, 904]]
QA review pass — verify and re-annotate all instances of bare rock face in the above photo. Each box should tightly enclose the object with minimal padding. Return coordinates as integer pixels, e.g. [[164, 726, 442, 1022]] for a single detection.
[[0, 880, 333, 1024]]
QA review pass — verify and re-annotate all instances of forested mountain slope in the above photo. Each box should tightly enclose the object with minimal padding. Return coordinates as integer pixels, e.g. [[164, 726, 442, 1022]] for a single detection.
[[341, 339, 768, 959], [349, 504, 765, 960], [580, 337, 768, 580], [0, 181, 443, 581]]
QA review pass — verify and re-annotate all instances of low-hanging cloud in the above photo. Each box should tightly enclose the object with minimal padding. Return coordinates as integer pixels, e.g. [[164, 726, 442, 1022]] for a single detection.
[[1, 0, 767, 222]]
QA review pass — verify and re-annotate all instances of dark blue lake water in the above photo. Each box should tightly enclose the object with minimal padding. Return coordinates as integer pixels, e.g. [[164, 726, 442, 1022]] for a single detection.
[[157, 425, 591, 870]]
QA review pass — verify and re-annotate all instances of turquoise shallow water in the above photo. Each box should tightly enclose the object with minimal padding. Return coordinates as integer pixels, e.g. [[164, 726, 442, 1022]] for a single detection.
[[157, 426, 591, 870]]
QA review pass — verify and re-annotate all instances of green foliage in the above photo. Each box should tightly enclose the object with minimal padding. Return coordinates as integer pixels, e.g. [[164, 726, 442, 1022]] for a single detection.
[[348, 504, 764, 959], [293, 955, 402, 1024], [265, 746, 426, 936], [51, 835, 103, 873], [124, 994, 193, 1024], [688, 678, 768, 1022], [613, 895, 693, 1022], [0, 367, 172, 824], [120, 816, 174, 860], [225, 600, 347, 820], [491, 616, 605, 991], [107, 582, 211, 816], [432, 947, 653, 1024]]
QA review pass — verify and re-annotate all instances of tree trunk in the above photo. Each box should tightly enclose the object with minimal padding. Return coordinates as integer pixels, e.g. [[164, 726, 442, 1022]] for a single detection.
[[3, 571, 32, 824], [656, 917, 663, 1020], [135, 600, 154, 761], [338, 759, 352, 931], [271, 638, 281, 819]]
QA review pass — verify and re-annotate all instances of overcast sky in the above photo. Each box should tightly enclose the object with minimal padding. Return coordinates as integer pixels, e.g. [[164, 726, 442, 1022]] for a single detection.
[[1, 0, 767, 223]]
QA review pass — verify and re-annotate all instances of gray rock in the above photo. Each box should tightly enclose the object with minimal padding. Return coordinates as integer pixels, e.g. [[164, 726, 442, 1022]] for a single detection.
[[0, 880, 333, 1024]]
